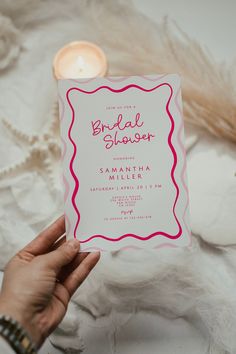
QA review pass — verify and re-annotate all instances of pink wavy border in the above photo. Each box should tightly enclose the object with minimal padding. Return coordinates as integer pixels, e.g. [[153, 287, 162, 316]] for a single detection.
[[82, 246, 107, 252], [106, 76, 130, 82], [82, 243, 178, 252], [58, 94, 67, 160], [58, 92, 72, 237], [70, 77, 97, 84], [154, 243, 178, 249], [65, 213, 71, 238], [175, 87, 192, 247], [66, 82, 183, 243], [67, 103, 81, 236], [63, 175, 70, 202], [140, 74, 168, 81]]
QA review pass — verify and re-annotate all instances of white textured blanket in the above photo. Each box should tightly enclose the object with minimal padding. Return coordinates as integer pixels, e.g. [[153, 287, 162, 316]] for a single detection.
[[0, 1, 236, 354]]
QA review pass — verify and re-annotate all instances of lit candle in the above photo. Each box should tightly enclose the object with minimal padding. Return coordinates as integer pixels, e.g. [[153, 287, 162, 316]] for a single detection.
[[53, 41, 108, 79]]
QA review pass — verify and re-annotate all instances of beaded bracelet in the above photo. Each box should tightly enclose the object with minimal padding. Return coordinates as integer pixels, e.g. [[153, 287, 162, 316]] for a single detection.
[[0, 315, 37, 354]]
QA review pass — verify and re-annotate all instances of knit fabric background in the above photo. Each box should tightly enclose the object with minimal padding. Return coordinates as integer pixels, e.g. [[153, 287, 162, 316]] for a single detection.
[[0, 1, 235, 353]]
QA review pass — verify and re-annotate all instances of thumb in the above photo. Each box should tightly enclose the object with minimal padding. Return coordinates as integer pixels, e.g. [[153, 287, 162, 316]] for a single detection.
[[43, 239, 80, 272]]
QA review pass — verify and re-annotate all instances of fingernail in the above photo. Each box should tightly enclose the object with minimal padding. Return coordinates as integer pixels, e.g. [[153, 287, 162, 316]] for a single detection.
[[67, 239, 80, 251], [91, 251, 101, 259]]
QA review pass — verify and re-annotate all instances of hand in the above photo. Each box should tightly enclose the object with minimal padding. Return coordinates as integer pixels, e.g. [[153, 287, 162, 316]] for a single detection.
[[0, 216, 100, 348]]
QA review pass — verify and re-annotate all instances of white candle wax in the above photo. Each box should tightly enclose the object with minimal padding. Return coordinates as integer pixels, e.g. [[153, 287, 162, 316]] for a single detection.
[[53, 41, 108, 79]]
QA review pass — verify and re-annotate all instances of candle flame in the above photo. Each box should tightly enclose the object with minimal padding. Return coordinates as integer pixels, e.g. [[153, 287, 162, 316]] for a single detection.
[[77, 55, 85, 72]]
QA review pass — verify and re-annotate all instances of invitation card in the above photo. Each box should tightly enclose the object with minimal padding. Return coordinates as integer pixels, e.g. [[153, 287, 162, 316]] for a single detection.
[[58, 75, 191, 251]]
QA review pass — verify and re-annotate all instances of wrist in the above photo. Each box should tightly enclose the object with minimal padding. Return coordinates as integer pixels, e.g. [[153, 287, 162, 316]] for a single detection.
[[0, 314, 37, 354], [0, 295, 27, 325], [0, 297, 40, 348]]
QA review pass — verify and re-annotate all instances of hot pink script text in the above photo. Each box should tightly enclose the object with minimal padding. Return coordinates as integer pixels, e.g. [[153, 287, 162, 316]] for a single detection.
[[91, 113, 155, 149]]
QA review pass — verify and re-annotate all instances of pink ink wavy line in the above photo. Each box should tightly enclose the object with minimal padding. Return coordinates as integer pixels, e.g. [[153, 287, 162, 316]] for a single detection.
[[70, 77, 97, 84], [59, 92, 72, 239], [175, 87, 191, 246], [140, 74, 168, 81], [58, 93, 65, 122], [80, 245, 145, 252], [66, 92, 80, 238], [106, 76, 130, 82], [106, 75, 167, 83], [66, 82, 182, 242], [82, 246, 107, 252], [118, 245, 142, 251], [65, 213, 71, 238], [82, 244, 178, 252], [58, 94, 67, 160], [154, 243, 178, 249], [63, 175, 70, 203], [70, 75, 167, 84], [61, 138, 67, 160]]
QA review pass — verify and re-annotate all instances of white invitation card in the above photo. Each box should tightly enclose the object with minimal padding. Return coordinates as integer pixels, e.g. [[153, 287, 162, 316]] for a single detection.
[[58, 75, 191, 251]]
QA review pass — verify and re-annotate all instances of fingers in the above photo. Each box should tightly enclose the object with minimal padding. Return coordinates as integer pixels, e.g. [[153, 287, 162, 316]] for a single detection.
[[48, 253, 100, 337], [50, 235, 66, 252], [58, 252, 89, 282], [63, 252, 100, 297], [43, 239, 80, 273], [24, 216, 66, 256]]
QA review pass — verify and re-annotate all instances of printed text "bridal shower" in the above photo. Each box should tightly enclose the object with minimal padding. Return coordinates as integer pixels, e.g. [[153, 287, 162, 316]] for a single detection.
[[91, 113, 155, 149]]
